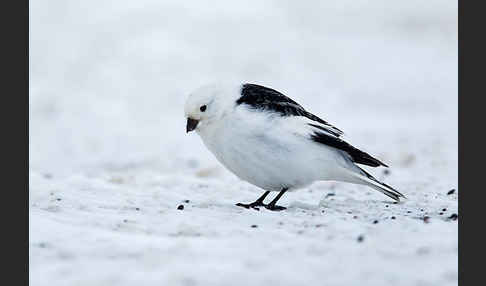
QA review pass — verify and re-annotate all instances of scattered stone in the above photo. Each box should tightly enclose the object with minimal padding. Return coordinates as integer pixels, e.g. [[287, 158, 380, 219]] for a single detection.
[[401, 154, 416, 166], [177, 205, 184, 210], [353, 215, 358, 219], [385, 205, 389, 208], [423, 216, 430, 223], [184, 200, 190, 203], [448, 213, 458, 221], [439, 212, 443, 215], [315, 224, 324, 228], [391, 216, 396, 220], [109, 177, 124, 184], [123, 219, 128, 223], [251, 225, 258, 228], [135, 207, 140, 211], [383, 169, 390, 175], [56, 198, 62, 201], [196, 167, 221, 178], [417, 246, 430, 255], [38, 242, 48, 248], [407, 211, 412, 213], [325, 193, 335, 198], [447, 189, 456, 195], [357, 235, 364, 242], [373, 220, 379, 224], [442, 208, 447, 212]]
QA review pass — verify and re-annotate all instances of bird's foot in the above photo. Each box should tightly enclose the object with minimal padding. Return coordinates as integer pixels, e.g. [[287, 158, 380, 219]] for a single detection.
[[265, 204, 287, 211], [236, 201, 266, 210]]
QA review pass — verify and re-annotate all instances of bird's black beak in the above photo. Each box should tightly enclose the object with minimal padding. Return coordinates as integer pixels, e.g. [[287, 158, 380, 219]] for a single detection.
[[186, 118, 199, 133]]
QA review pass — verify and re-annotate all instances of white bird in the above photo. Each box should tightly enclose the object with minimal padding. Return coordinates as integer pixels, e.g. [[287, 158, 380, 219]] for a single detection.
[[184, 82, 405, 211]]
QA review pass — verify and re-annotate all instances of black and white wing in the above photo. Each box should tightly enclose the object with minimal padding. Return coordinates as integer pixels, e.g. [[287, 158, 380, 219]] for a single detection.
[[237, 83, 344, 137], [237, 83, 388, 168]]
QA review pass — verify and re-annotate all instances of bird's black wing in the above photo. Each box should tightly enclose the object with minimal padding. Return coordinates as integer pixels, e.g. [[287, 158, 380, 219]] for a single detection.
[[237, 83, 344, 137], [237, 83, 387, 168], [310, 131, 388, 167]]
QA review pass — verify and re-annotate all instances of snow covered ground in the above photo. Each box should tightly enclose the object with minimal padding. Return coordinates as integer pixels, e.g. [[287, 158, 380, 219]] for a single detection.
[[29, 1, 458, 285]]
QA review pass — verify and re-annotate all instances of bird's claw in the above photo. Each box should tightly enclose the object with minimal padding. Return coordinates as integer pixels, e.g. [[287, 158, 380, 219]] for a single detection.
[[236, 202, 266, 210], [265, 204, 286, 211], [236, 202, 286, 211]]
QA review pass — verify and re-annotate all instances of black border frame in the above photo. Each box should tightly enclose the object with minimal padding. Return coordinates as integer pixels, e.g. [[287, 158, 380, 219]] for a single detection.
[[1, 0, 29, 285]]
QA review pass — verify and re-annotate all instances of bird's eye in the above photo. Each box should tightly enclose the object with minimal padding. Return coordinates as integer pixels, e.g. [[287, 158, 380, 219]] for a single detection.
[[200, 105, 207, 112]]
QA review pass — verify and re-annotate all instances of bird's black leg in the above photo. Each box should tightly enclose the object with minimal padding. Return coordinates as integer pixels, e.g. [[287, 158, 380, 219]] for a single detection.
[[236, 191, 270, 210], [265, 188, 288, 211]]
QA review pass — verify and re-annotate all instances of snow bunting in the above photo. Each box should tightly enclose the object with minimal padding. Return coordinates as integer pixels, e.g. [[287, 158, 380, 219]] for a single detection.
[[184, 83, 405, 211]]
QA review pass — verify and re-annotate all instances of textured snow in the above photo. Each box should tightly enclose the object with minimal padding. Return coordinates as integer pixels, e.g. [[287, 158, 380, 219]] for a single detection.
[[29, 1, 458, 285]]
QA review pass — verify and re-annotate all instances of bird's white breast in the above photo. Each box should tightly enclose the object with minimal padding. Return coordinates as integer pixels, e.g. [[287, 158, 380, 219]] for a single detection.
[[197, 107, 346, 192]]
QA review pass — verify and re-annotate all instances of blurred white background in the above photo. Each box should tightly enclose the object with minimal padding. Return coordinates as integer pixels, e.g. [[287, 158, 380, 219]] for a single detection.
[[29, 0, 457, 176], [29, 1, 457, 286]]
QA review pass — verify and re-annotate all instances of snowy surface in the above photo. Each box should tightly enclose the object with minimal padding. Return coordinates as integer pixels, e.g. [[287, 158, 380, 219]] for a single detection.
[[29, 1, 458, 285]]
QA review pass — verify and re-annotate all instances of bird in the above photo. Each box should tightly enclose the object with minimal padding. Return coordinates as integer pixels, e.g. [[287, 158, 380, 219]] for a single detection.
[[184, 82, 405, 211]]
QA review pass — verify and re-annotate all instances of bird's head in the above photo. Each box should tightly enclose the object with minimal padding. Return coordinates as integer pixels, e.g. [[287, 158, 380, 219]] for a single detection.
[[184, 83, 239, 134]]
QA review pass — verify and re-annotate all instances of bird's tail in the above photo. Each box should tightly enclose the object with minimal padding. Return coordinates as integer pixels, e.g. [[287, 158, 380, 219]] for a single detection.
[[346, 166, 406, 201]]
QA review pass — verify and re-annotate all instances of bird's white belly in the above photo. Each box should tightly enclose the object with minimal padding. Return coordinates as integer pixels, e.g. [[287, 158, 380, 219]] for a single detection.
[[200, 122, 339, 192]]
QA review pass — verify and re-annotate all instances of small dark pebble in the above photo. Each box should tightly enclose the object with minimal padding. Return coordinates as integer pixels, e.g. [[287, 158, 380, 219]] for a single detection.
[[385, 205, 389, 208], [447, 189, 455, 195], [135, 207, 140, 211], [353, 215, 358, 219], [407, 211, 412, 213], [423, 216, 430, 223], [420, 209, 424, 212], [442, 208, 447, 212], [391, 216, 396, 219], [315, 224, 323, 228], [383, 169, 390, 175], [392, 202, 398, 204], [439, 212, 443, 215], [123, 219, 128, 223], [417, 247, 430, 255], [357, 235, 364, 242], [373, 220, 379, 224], [448, 213, 458, 221], [177, 205, 184, 210], [325, 193, 335, 198], [251, 225, 258, 228], [56, 198, 62, 201], [184, 200, 190, 203], [321, 210, 325, 213]]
